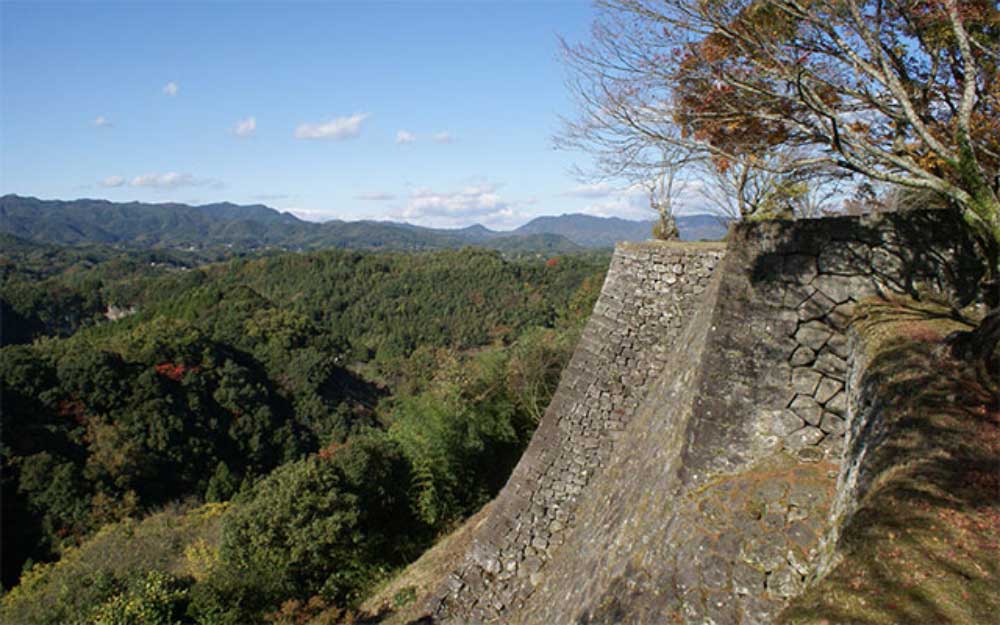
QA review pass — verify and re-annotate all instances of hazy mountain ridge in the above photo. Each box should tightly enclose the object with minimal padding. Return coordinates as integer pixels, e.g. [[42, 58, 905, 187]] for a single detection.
[[513, 213, 727, 246], [0, 195, 726, 252]]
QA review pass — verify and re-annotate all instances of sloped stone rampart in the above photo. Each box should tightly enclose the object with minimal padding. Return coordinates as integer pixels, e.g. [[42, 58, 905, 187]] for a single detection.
[[425, 242, 726, 623], [413, 210, 981, 625], [503, 210, 982, 625]]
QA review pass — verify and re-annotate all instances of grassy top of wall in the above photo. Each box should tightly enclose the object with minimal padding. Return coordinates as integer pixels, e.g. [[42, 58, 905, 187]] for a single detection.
[[777, 298, 1000, 625]]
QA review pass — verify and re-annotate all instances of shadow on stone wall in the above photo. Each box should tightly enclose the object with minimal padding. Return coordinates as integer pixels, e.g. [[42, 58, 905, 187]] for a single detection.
[[392, 210, 988, 625], [777, 299, 1000, 625], [744, 210, 983, 309]]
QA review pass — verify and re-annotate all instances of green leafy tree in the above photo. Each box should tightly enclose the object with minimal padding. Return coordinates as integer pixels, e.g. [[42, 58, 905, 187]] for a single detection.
[[219, 434, 418, 608], [88, 571, 190, 625]]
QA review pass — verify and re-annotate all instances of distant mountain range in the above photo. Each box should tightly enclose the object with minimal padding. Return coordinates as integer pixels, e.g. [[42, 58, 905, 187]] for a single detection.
[[0, 195, 728, 253]]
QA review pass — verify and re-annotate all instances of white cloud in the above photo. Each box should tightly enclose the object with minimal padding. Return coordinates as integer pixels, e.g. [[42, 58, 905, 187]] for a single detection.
[[100, 175, 125, 188], [431, 131, 454, 144], [127, 172, 222, 190], [395, 184, 517, 227], [563, 182, 617, 198], [395, 130, 416, 144], [234, 116, 256, 137], [356, 192, 396, 201], [93, 116, 112, 127], [294, 113, 370, 140], [287, 207, 339, 222], [163, 81, 179, 96], [570, 178, 710, 219]]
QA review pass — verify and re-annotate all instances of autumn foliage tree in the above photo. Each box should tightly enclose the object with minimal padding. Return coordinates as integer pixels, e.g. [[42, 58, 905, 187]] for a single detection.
[[562, 0, 999, 358]]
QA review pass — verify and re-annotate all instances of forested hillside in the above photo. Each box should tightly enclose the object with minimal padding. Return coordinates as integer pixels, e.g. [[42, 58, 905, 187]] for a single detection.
[[0, 195, 726, 256], [0, 241, 608, 624]]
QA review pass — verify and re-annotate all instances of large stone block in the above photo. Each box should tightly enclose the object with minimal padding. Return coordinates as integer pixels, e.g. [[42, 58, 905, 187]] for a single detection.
[[795, 320, 833, 351], [762, 409, 806, 437], [791, 368, 823, 395], [798, 290, 837, 322], [781, 254, 818, 285], [785, 426, 824, 450], [790, 395, 824, 426], [815, 377, 843, 404], [811, 274, 856, 304]]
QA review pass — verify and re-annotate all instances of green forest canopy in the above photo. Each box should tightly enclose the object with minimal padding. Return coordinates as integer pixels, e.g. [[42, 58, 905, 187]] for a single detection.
[[0, 241, 608, 624]]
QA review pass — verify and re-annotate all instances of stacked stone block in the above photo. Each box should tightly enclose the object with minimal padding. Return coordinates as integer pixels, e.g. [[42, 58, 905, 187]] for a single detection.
[[416, 210, 982, 625], [497, 211, 980, 625], [425, 242, 726, 624]]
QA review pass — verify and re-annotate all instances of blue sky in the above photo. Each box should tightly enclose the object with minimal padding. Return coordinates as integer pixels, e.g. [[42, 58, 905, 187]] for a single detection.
[[1, 1, 679, 228]]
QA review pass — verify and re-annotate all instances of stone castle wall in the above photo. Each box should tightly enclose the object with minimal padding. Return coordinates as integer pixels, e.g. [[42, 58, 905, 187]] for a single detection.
[[425, 241, 726, 623], [501, 209, 982, 625], [409, 209, 981, 625]]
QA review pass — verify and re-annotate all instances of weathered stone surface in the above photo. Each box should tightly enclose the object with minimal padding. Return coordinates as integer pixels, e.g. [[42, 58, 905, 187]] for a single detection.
[[819, 412, 847, 435], [789, 395, 824, 426], [741, 536, 788, 571], [812, 273, 856, 304], [827, 302, 855, 331], [767, 566, 804, 598], [705, 590, 740, 625], [826, 390, 847, 416], [826, 332, 850, 359], [813, 350, 847, 380], [426, 211, 983, 625], [815, 377, 843, 404], [789, 345, 816, 366], [739, 595, 781, 625], [798, 290, 837, 322], [791, 368, 823, 395], [817, 433, 844, 462], [781, 254, 818, 284], [794, 320, 833, 351], [781, 284, 816, 309], [785, 426, 824, 450], [796, 446, 825, 463], [817, 242, 868, 275], [732, 562, 766, 595], [765, 409, 806, 437]]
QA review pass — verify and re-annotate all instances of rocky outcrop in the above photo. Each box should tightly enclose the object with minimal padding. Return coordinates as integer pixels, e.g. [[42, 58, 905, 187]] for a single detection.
[[420, 209, 983, 625]]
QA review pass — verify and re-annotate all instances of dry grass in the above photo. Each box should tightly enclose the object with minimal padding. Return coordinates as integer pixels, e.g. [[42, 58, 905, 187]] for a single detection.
[[777, 297, 1000, 625], [356, 501, 496, 624]]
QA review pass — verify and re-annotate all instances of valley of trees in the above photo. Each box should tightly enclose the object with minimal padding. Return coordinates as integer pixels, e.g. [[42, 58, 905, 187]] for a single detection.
[[0, 239, 609, 624]]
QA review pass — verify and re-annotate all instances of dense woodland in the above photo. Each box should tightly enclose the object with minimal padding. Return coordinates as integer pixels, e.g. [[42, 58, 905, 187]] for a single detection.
[[0, 239, 608, 624]]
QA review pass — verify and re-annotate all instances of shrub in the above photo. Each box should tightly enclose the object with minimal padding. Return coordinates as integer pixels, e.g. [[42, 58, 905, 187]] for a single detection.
[[218, 434, 419, 608]]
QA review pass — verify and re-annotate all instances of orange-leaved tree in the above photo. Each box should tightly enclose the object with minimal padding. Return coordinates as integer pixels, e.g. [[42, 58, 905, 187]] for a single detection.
[[562, 0, 999, 359]]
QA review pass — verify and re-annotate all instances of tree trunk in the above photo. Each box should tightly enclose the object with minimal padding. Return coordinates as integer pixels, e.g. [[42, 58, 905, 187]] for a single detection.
[[947, 305, 1000, 366], [652, 215, 680, 241], [947, 227, 1000, 367]]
